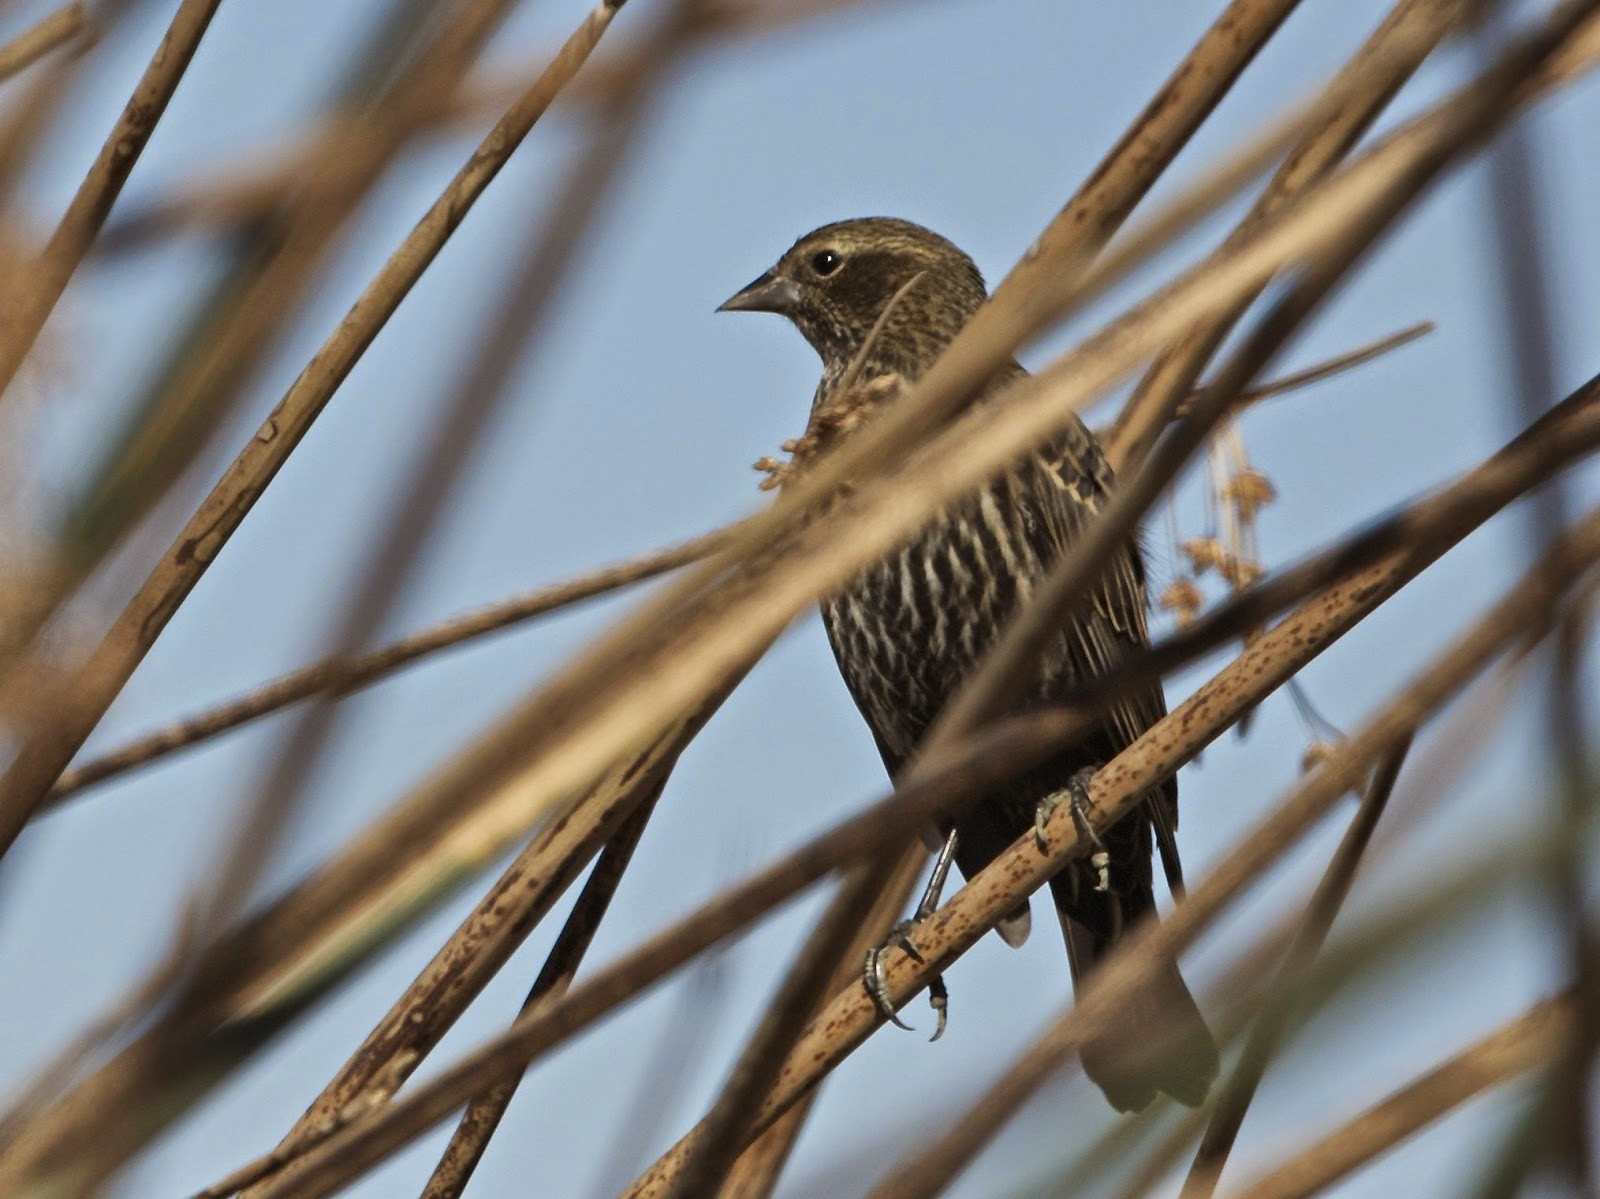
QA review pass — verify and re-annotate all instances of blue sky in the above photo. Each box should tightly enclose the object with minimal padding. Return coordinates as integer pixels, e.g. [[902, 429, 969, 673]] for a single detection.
[[2, 1, 1598, 1195]]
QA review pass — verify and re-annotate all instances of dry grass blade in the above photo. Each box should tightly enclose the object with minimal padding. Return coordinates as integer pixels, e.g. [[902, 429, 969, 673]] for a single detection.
[[1208, 319, 1434, 414], [0, 3, 86, 85], [0, 0, 633, 865], [1227, 997, 1572, 1199]]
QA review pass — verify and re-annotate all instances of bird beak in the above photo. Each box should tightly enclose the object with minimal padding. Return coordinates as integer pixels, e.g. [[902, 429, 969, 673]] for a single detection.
[[717, 270, 802, 315]]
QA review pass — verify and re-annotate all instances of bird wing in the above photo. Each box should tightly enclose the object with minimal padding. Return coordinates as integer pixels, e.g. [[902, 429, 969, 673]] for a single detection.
[[1027, 417, 1185, 893]]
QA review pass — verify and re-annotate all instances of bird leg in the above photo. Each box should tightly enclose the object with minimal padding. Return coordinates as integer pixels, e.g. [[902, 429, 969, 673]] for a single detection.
[[1035, 768, 1111, 893], [863, 828, 957, 1041]]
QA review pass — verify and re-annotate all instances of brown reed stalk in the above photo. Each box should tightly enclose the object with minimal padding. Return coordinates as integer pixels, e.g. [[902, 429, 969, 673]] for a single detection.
[[56, 0, 497, 566], [0, 3, 86, 85], [418, 791, 663, 1199], [0, 0, 633, 866], [188, 378, 1600, 1199], [223, 682, 751, 1199], [217, 492, 1600, 1199], [30, 321, 1419, 813], [817, 513, 1600, 1199], [192, 0, 696, 949], [43, 525, 723, 805], [1177, 738, 1414, 1199], [0, 0, 221, 407], [1229, 996, 1572, 1199], [1473, 12, 1598, 1183], [337, 11, 1591, 897], [711, 845, 926, 1199], [1104, 0, 1466, 473]]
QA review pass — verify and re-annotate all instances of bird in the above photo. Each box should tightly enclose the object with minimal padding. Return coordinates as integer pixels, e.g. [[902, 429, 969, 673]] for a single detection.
[[719, 217, 1219, 1112]]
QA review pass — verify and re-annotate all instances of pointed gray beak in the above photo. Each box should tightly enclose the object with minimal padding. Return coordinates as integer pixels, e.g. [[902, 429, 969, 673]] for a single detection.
[[717, 270, 803, 315]]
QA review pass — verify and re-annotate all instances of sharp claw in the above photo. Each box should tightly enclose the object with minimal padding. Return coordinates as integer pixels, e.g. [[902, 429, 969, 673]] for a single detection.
[[1038, 769, 1113, 891], [863, 943, 915, 1031], [1034, 795, 1057, 852]]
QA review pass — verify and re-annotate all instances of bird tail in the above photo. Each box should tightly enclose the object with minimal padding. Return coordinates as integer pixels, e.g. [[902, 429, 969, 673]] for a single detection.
[[1059, 905, 1219, 1113]]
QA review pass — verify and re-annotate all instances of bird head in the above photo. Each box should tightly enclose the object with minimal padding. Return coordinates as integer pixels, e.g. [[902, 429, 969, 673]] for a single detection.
[[718, 217, 988, 375]]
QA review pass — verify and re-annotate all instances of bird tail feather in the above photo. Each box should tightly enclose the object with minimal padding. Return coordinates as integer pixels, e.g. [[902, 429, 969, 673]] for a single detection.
[[1062, 912, 1219, 1112]]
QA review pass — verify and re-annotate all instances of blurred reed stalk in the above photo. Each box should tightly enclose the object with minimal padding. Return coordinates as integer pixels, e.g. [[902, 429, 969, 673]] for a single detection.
[[0, 1, 1595, 1198]]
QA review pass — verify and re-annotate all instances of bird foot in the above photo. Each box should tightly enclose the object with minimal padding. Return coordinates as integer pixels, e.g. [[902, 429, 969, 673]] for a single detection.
[[863, 920, 949, 1041], [1035, 768, 1111, 892]]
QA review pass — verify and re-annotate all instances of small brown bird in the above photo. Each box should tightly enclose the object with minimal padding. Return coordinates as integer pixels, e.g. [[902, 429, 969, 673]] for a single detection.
[[720, 217, 1218, 1112]]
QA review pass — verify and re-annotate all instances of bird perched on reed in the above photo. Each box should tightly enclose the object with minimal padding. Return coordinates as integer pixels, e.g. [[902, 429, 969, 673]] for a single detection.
[[719, 217, 1218, 1112]]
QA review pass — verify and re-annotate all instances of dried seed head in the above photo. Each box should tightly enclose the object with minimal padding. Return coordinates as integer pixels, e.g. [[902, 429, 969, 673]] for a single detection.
[[1159, 578, 1204, 626]]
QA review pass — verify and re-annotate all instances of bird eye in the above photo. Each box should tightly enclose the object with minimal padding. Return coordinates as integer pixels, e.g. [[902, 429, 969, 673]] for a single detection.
[[810, 249, 843, 277]]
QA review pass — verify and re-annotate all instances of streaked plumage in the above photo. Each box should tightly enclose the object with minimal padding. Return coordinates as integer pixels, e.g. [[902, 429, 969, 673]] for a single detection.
[[721, 217, 1217, 1112]]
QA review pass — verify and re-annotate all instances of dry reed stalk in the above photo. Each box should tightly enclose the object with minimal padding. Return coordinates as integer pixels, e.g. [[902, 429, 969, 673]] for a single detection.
[[1171, 740, 1411, 1197], [0, 3, 86, 85], [1473, 14, 1597, 1181], [660, 860, 899, 1199], [33, 322, 1420, 812], [194, 421, 1600, 1199], [54, 0, 505, 567], [10, 352, 1592, 1197], [44, 525, 725, 805], [710, 845, 926, 1199], [0, 0, 550, 721], [91, 0, 895, 256], [417, 791, 663, 1199], [222, 685, 745, 1199], [0, 0, 220, 408], [1228, 996, 1572, 1199], [801, 512, 1600, 1199], [0, 0, 632, 866], [192, 0, 697, 952], [1104, 0, 1467, 472]]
